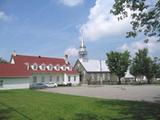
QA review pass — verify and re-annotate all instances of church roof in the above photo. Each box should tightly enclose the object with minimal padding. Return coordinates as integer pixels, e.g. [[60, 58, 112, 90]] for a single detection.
[[79, 59, 110, 72]]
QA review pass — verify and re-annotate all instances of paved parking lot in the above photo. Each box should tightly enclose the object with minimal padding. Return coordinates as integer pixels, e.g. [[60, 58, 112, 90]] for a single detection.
[[40, 85, 160, 103]]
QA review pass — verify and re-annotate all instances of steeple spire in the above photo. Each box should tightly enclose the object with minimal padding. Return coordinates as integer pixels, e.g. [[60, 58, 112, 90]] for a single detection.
[[81, 37, 84, 47], [79, 37, 87, 59]]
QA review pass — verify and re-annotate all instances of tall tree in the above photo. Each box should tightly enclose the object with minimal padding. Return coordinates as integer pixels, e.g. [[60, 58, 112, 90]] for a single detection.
[[106, 51, 130, 84], [0, 57, 8, 63], [130, 48, 155, 84], [152, 57, 160, 79], [111, 0, 160, 42], [130, 61, 139, 82]]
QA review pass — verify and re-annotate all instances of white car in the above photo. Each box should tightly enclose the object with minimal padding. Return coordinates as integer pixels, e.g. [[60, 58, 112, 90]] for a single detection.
[[45, 82, 57, 88]]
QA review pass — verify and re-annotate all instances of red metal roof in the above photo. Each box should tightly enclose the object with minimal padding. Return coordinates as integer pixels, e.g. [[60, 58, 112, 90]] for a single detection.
[[0, 54, 78, 77], [13, 55, 69, 65], [0, 64, 31, 77]]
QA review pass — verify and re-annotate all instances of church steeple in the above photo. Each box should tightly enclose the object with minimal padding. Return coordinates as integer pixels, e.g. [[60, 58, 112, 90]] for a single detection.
[[79, 37, 87, 59]]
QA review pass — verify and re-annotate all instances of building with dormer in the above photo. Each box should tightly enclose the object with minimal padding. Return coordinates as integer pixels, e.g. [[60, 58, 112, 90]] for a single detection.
[[0, 53, 79, 89]]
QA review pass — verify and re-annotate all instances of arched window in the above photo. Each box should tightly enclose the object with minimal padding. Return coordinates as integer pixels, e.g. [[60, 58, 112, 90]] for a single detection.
[[39, 63, 46, 71], [61, 65, 66, 71], [47, 64, 53, 71], [54, 64, 60, 71], [31, 63, 38, 70], [66, 66, 72, 71]]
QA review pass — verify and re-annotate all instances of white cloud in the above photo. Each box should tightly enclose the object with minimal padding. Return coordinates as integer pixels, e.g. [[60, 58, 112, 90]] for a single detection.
[[0, 11, 11, 21], [80, 0, 131, 41], [60, 0, 83, 7], [64, 47, 79, 57], [119, 37, 160, 57]]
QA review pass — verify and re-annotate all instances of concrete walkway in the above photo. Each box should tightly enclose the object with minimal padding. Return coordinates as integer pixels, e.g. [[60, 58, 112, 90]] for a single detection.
[[40, 85, 160, 103]]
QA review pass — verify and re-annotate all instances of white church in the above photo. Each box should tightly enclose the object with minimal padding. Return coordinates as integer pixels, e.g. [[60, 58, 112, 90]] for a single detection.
[[74, 38, 118, 84]]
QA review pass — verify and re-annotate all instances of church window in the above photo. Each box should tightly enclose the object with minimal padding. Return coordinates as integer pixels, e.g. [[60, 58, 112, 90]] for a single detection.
[[97, 74, 100, 81], [107, 73, 110, 80], [91, 74, 94, 79], [102, 73, 105, 80]]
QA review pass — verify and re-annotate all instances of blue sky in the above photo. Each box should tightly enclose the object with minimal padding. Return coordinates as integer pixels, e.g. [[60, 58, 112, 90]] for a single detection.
[[0, 0, 159, 63]]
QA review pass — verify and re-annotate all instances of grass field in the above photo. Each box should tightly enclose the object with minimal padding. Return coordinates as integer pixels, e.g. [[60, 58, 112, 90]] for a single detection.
[[0, 89, 159, 120]]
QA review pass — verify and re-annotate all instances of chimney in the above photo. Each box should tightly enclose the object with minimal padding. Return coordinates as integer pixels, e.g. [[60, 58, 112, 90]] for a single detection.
[[64, 54, 69, 64], [12, 50, 16, 56]]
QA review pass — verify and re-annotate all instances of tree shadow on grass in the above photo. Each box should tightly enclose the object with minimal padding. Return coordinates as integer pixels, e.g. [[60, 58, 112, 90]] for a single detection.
[[73, 111, 104, 120], [154, 94, 160, 104], [0, 108, 12, 120], [95, 100, 160, 120], [0, 103, 32, 120]]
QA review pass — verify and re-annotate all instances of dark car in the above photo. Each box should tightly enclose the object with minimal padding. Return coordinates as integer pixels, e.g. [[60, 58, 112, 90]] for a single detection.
[[30, 83, 47, 89]]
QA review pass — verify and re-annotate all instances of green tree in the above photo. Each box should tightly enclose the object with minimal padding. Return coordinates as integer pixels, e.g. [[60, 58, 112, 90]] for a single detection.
[[0, 57, 8, 63], [152, 57, 160, 78], [130, 48, 155, 84], [144, 57, 154, 83], [130, 62, 139, 82], [111, 0, 160, 42], [106, 51, 130, 84]]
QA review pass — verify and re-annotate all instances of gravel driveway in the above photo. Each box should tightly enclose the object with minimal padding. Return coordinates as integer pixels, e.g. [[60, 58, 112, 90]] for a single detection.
[[40, 85, 160, 103]]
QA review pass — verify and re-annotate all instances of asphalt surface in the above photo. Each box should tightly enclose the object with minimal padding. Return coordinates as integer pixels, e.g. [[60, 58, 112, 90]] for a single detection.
[[40, 85, 160, 103]]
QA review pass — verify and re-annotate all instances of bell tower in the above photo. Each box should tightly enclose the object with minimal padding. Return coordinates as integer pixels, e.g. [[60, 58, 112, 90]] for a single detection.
[[79, 38, 87, 59]]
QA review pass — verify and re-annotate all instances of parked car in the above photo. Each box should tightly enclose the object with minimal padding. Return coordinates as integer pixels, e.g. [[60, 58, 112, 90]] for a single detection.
[[30, 83, 47, 89], [58, 82, 72, 87], [66, 83, 72, 86], [45, 82, 57, 88]]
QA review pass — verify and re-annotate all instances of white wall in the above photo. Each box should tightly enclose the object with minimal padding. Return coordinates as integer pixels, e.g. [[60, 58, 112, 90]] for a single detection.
[[64, 74, 80, 85], [0, 73, 80, 90], [32, 73, 64, 84], [0, 77, 31, 90]]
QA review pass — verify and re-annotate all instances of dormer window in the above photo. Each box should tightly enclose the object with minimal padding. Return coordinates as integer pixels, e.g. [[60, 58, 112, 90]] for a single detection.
[[39, 63, 46, 71], [24, 62, 30, 70], [47, 64, 53, 71], [54, 64, 60, 71], [66, 66, 72, 71], [31, 63, 38, 70], [61, 65, 66, 71]]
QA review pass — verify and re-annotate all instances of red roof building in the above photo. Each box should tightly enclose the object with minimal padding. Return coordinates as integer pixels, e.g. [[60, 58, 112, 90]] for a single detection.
[[0, 53, 79, 90], [10, 54, 78, 74]]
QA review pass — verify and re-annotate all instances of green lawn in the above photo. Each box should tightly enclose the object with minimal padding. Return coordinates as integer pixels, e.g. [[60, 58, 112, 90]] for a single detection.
[[0, 89, 159, 120]]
